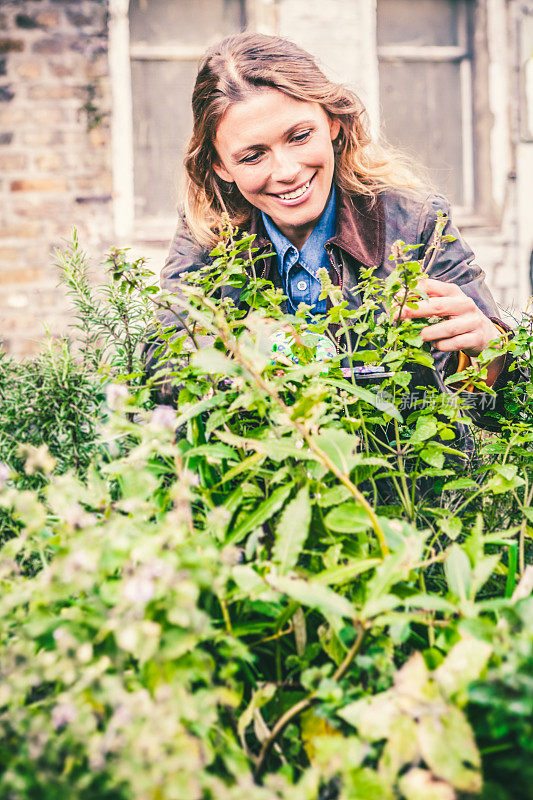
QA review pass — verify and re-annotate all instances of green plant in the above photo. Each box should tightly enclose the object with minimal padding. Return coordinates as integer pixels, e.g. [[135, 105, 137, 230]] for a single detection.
[[0, 222, 531, 798]]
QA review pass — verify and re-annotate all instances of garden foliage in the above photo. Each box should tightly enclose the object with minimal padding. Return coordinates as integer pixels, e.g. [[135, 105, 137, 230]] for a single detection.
[[0, 226, 531, 799]]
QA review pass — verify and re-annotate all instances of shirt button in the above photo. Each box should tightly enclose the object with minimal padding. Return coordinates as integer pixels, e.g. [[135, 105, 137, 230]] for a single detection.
[[296, 280, 308, 291]]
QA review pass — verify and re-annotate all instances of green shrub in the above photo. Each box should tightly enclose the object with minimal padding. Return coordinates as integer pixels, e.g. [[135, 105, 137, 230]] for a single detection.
[[0, 224, 531, 798]]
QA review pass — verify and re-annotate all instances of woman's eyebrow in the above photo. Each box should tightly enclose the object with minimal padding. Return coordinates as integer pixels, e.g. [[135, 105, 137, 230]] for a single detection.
[[231, 120, 316, 160]]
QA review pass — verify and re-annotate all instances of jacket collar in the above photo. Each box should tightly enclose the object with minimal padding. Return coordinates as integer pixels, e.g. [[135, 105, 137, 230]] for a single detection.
[[248, 186, 385, 270]]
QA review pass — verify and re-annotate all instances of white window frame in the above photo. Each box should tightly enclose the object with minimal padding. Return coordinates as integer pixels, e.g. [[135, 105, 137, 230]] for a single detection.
[[377, 0, 475, 217]]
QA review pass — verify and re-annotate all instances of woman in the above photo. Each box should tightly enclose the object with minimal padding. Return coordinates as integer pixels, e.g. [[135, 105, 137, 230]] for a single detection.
[[145, 32, 516, 422]]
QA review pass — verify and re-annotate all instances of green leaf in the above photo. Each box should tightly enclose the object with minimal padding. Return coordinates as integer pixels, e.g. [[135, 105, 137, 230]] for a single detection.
[[409, 416, 438, 445], [444, 544, 471, 601], [311, 429, 360, 474], [217, 430, 314, 462], [174, 393, 228, 428], [435, 636, 492, 697], [420, 446, 444, 469], [265, 572, 354, 619], [324, 502, 373, 533], [315, 484, 351, 507], [272, 486, 311, 573], [399, 769, 456, 800], [228, 483, 293, 544], [438, 517, 462, 540], [417, 706, 481, 793], [191, 348, 239, 375], [322, 378, 402, 422], [442, 477, 477, 491], [315, 558, 381, 586]]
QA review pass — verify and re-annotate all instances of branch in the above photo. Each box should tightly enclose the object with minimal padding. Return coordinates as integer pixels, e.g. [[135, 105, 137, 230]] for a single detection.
[[253, 622, 366, 780]]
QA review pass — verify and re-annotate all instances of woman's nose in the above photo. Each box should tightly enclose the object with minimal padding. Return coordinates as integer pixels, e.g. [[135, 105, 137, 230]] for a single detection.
[[270, 148, 299, 183]]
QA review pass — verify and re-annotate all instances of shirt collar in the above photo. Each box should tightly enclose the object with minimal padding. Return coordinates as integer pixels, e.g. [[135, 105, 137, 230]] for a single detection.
[[251, 185, 384, 270], [260, 184, 337, 265]]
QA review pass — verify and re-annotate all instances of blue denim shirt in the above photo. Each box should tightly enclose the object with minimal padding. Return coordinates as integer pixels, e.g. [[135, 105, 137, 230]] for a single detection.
[[261, 185, 336, 314]]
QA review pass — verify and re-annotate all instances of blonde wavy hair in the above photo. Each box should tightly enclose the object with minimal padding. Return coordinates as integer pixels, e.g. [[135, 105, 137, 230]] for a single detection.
[[183, 32, 424, 247]]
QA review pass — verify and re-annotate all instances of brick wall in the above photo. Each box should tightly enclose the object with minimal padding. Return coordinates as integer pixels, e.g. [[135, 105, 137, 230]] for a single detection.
[[0, 0, 113, 356]]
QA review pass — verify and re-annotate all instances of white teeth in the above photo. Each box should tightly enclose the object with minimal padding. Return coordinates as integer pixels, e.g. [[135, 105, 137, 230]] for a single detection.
[[277, 178, 311, 200]]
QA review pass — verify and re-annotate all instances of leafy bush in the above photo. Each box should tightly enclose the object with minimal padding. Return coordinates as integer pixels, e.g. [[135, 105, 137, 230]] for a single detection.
[[0, 225, 531, 798]]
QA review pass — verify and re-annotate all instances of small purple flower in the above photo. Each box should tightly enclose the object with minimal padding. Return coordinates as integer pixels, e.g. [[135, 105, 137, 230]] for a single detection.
[[106, 383, 129, 410], [151, 404, 177, 430], [52, 701, 77, 729]]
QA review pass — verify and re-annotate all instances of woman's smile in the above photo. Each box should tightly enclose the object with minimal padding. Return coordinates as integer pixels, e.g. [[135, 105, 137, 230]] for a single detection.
[[213, 89, 340, 249]]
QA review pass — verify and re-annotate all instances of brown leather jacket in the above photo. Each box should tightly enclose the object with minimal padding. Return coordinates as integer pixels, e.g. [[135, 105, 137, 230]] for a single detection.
[[143, 186, 520, 429]]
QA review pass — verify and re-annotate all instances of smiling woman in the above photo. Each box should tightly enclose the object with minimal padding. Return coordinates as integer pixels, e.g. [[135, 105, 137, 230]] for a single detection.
[[211, 90, 340, 250], [145, 32, 517, 405]]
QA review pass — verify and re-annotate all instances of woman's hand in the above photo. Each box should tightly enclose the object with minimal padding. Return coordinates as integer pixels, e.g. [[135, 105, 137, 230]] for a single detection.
[[398, 278, 506, 385]]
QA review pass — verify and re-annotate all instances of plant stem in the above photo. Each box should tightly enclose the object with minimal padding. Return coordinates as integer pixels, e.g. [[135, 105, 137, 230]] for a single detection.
[[253, 622, 366, 780]]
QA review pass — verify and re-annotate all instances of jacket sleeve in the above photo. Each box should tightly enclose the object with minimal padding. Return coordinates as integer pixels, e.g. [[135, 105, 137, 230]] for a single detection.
[[416, 193, 527, 429], [140, 212, 212, 402]]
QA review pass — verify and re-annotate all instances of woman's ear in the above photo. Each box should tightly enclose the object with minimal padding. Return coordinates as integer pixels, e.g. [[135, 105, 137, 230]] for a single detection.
[[329, 117, 341, 142], [212, 160, 234, 184]]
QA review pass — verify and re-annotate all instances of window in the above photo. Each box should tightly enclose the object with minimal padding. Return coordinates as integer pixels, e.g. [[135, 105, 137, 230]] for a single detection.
[[129, 0, 246, 237], [377, 0, 478, 214]]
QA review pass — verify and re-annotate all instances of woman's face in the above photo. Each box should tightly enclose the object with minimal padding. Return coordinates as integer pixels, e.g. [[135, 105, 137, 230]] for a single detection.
[[213, 88, 340, 249]]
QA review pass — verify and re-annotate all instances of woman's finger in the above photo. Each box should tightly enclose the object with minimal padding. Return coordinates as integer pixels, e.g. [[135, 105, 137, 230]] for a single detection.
[[401, 294, 472, 320], [416, 278, 464, 297], [420, 313, 480, 343]]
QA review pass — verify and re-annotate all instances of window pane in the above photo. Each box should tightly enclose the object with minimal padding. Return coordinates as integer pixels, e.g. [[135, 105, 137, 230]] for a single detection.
[[130, 0, 245, 46], [131, 60, 197, 219], [379, 60, 464, 204], [377, 0, 461, 47]]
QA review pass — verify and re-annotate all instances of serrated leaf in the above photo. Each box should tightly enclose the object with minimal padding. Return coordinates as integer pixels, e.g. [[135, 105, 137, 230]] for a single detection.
[[322, 378, 402, 421], [265, 572, 353, 619], [228, 483, 293, 544], [272, 486, 311, 573], [410, 416, 438, 445]]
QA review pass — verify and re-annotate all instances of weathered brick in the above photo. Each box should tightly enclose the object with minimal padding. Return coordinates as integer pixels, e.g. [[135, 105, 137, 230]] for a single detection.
[[0, 84, 14, 102], [0, 39, 24, 54], [0, 222, 43, 239], [27, 84, 84, 100], [65, 10, 94, 28], [34, 11, 60, 28], [88, 126, 107, 147], [0, 268, 45, 285], [75, 174, 112, 193], [48, 58, 74, 78], [10, 178, 68, 192], [34, 151, 63, 171], [16, 61, 43, 79], [1, 107, 29, 125], [0, 153, 28, 170], [22, 129, 60, 146], [15, 14, 40, 30], [12, 198, 69, 218], [0, 248, 20, 266], [85, 54, 108, 79], [32, 38, 64, 55], [33, 106, 63, 125]]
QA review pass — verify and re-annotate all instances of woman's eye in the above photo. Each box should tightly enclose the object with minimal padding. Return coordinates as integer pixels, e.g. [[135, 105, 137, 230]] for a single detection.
[[291, 130, 311, 143], [240, 152, 261, 164]]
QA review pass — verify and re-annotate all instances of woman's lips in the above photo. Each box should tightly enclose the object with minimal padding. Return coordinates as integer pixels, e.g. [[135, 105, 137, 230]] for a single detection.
[[269, 172, 317, 206]]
